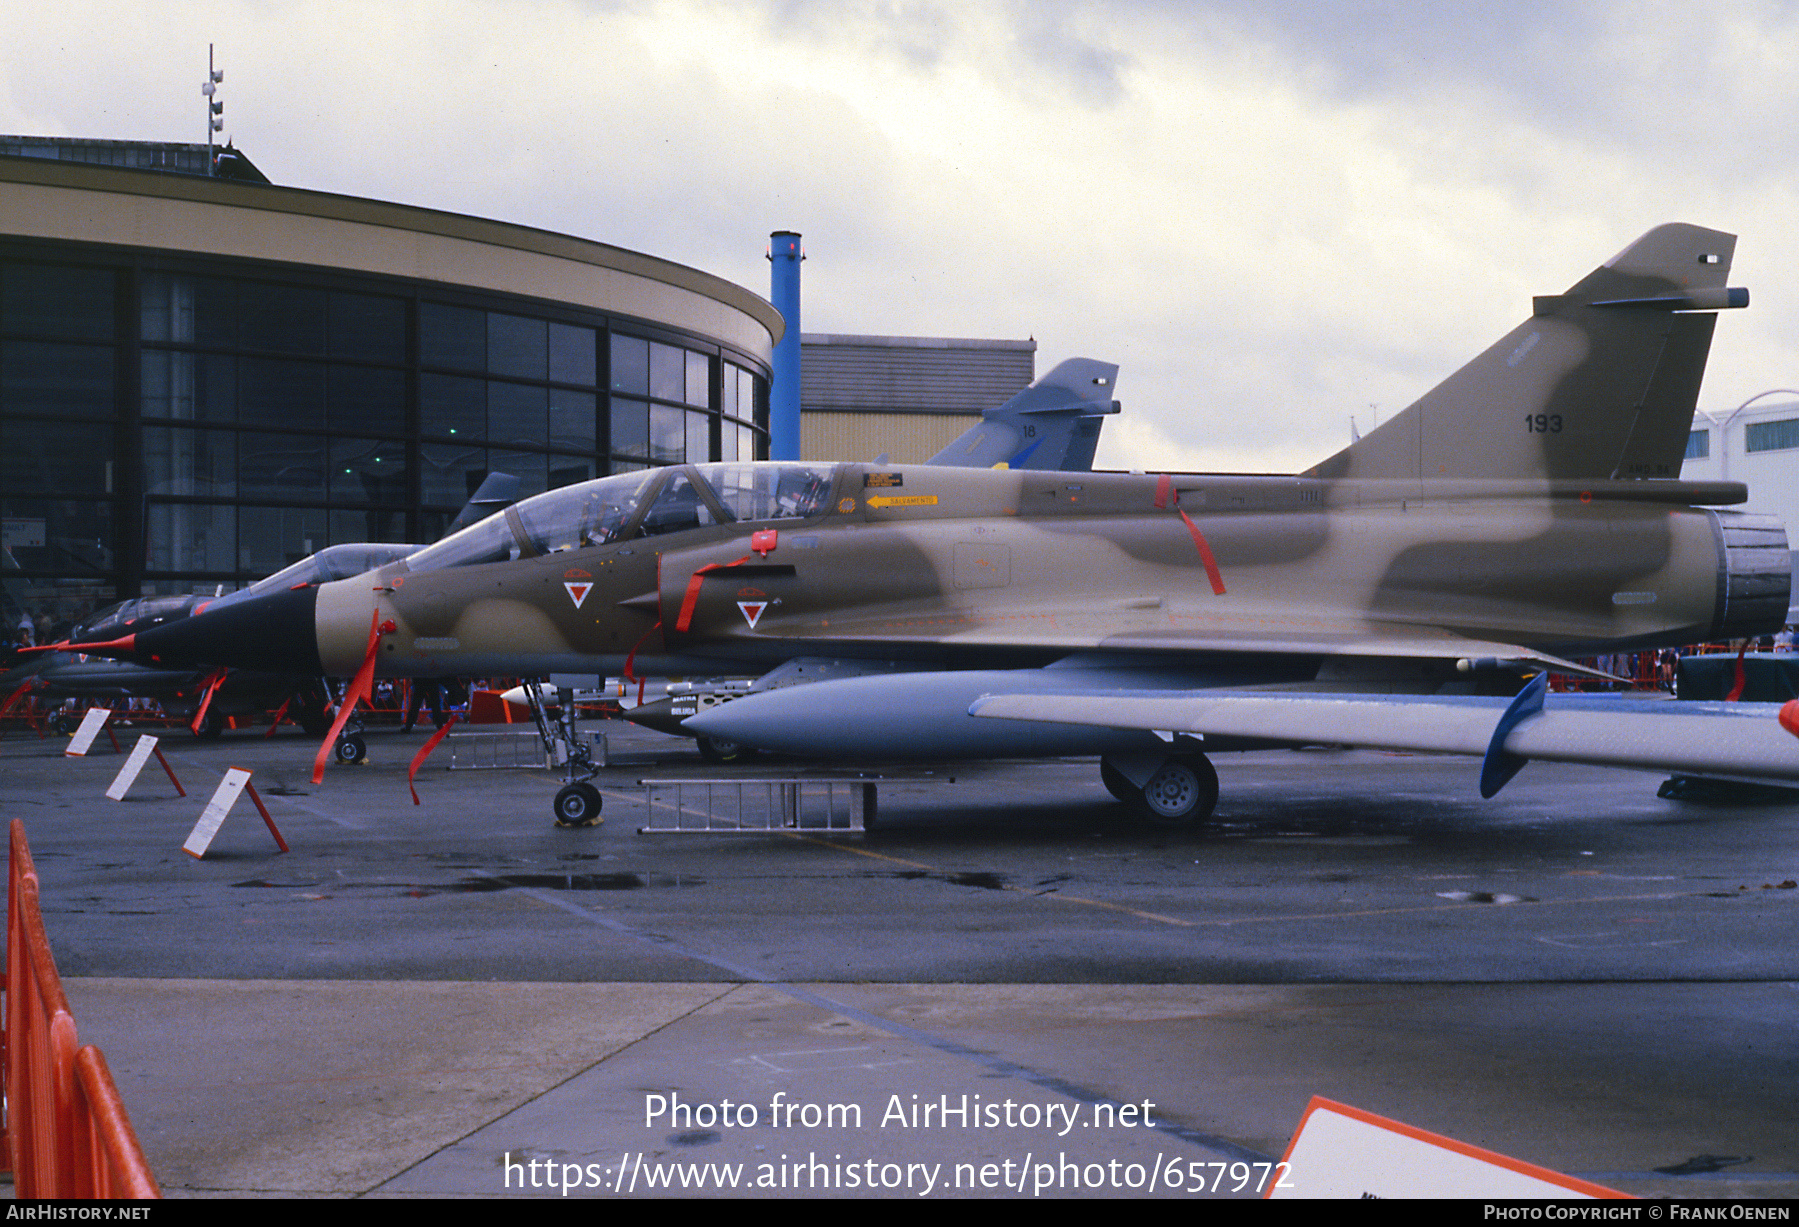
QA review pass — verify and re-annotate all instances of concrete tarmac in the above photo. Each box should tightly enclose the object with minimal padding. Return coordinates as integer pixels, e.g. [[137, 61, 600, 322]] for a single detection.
[[4, 716, 1797, 1198]]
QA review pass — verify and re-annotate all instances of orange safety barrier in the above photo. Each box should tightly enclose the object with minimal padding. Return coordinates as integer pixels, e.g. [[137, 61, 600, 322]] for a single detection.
[[4, 819, 160, 1198]]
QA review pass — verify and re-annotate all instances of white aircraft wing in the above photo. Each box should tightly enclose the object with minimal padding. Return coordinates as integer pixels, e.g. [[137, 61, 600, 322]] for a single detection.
[[968, 681, 1799, 795]]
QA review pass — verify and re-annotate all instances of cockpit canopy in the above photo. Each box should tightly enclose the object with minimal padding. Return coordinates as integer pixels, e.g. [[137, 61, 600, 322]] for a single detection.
[[224, 542, 420, 605], [401, 463, 839, 574]]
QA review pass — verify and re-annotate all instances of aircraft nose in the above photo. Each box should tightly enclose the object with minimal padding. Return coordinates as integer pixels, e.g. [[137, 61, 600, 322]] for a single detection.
[[128, 585, 323, 675]]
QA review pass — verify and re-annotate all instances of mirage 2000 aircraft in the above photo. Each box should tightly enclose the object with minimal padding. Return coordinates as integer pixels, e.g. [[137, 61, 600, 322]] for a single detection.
[[83, 224, 1797, 826]]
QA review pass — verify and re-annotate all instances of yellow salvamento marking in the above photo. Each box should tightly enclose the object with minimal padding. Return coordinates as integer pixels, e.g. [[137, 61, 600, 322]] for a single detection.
[[867, 495, 939, 508]]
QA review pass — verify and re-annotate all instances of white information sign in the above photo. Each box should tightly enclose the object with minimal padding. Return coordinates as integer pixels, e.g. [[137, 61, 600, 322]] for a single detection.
[[1268, 1097, 1626, 1200], [65, 707, 112, 756], [106, 735, 160, 801], [184, 768, 252, 859]]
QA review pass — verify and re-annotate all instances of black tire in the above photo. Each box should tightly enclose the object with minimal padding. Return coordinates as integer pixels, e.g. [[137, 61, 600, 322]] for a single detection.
[[1100, 758, 1140, 803], [696, 734, 756, 765], [554, 782, 603, 827], [192, 708, 225, 740], [49, 714, 76, 737], [333, 731, 367, 765], [1138, 753, 1219, 825]]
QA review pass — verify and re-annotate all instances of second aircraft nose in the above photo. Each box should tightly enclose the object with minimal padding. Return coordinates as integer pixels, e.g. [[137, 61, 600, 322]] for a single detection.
[[127, 585, 324, 675]]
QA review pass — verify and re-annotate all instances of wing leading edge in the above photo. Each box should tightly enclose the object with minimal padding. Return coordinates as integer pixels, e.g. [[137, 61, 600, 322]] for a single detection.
[[968, 685, 1799, 793]]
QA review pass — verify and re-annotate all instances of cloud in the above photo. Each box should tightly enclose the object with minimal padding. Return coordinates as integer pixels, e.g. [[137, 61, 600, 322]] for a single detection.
[[7, 0, 1799, 474]]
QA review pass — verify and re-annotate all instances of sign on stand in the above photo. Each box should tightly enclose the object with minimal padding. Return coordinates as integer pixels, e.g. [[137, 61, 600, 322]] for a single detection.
[[65, 707, 117, 756], [183, 768, 289, 858], [105, 735, 186, 801]]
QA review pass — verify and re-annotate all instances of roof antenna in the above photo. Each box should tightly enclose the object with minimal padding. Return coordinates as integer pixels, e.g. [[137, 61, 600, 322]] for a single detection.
[[202, 45, 225, 173]]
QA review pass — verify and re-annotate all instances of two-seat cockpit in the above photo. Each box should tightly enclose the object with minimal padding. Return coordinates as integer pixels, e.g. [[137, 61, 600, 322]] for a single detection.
[[398, 462, 841, 574]]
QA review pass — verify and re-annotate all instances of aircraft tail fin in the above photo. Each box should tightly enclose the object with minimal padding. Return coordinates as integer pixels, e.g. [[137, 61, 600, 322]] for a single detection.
[[927, 358, 1121, 471], [445, 470, 521, 535], [1306, 224, 1747, 483]]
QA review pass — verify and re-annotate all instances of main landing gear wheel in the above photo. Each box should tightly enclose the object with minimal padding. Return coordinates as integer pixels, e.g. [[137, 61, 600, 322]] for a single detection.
[[1138, 753, 1219, 826], [333, 731, 367, 765], [192, 708, 224, 740], [1100, 758, 1140, 803], [554, 782, 603, 828], [695, 734, 756, 765]]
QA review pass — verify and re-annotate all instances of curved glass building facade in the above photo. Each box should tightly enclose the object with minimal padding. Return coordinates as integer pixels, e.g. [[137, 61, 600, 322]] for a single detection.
[[0, 155, 778, 644]]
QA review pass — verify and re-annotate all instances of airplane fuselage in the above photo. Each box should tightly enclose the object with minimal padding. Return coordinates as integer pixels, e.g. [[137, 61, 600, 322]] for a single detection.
[[311, 463, 1776, 682]]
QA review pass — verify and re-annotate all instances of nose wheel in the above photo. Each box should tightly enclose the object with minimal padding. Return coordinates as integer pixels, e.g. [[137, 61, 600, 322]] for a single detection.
[[554, 782, 603, 827]]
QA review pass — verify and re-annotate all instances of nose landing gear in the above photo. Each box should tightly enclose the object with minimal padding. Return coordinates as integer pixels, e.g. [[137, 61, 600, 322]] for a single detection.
[[520, 681, 605, 828]]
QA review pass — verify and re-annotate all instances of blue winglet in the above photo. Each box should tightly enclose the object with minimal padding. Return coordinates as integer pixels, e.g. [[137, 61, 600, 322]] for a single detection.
[[1479, 673, 1548, 799]]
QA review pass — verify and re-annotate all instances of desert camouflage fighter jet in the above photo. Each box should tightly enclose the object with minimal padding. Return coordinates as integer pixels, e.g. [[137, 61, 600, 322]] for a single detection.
[[88, 224, 1796, 826]]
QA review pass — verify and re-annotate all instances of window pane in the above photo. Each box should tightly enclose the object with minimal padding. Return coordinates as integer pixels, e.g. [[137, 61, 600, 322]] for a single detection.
[[239, 359, 325, 431], [1745, 418, 1799, 453], [3, 341, 113, 417], [144, 427, 235, 496], [141, 352, 235, 422], [3, 498, 114, 576], [0, 420, 113, 493], [650, 342, 683, 402], [685, 350, 709, 407], [239, 283, 326, 355], [420, 373, 485, 439], [420, 303, 485, 371], [488, 381, 547, 448], [238, 506, 327, 574], [611, 397, 648, 459], [330, 438, 409, 504], [549, 388, 596, 451], [146, 503, 233, 574], [419, 442, 488, 506], [650, 403, 684, 462], [610, 334, 648, 394], [239, 433, 327, 500], [721, 362, 740, 416], [549, 458, 595, 488], [328, 292, 405, 363], [3, 264, 113, 342], [138, 273, 237, 348], [331, 508, 407, 545], [686, 410, 711, 463], [488, 313, 546, 380], [328, 365, 406, 435], [487, 450, 546, 499], [549, 322, 596, 386]]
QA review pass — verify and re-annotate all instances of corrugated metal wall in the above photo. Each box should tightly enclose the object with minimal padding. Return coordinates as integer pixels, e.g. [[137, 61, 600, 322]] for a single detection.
[[800, 334, 1034, 416], [800, 411, 982, 465]]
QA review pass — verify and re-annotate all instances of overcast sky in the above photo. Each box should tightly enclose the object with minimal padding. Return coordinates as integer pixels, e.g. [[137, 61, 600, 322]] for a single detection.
[[9, 0, 1799, 472]]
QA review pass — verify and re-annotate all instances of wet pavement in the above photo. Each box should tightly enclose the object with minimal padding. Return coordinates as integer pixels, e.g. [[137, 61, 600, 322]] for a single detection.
[[4, 716, 1796, 1197]]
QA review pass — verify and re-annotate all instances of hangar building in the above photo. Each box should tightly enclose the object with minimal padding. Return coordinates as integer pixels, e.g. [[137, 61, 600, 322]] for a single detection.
[[798, 332, 1035, 464], [0, 144, 779, 640]]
